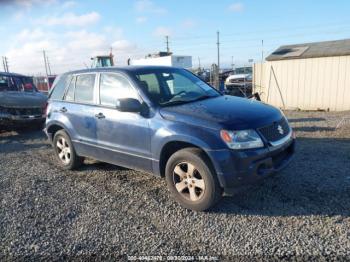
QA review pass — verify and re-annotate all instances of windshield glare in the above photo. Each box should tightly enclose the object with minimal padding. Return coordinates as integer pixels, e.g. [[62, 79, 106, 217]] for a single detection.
[[132, 68, 220, 106], [0, 75, 36, 92]]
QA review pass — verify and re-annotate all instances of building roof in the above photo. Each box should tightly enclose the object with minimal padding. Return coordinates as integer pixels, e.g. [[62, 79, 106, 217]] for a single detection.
[[266, 39, 350, 61]]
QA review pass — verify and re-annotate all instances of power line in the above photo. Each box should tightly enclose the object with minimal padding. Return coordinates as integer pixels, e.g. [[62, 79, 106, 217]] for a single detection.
[[170, 19, 350, 41]]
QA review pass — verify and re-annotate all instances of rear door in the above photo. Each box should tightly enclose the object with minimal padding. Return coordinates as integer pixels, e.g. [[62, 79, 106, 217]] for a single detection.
[[94, 72, 152, 172], [62, 73, 99, 156]]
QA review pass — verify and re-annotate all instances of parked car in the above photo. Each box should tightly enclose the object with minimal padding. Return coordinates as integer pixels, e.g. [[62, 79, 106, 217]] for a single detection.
[[225, 73, 252, 97], [45, 66, 295, 211], [234, 66, 252, 75], [219, 69, 235, 82], [0, 72, 47, 128]]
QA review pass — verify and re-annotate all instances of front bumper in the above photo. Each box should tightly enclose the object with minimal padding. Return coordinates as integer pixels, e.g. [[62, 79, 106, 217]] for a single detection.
[[208, 137, 295, 194], [0, 113, 45, 125]]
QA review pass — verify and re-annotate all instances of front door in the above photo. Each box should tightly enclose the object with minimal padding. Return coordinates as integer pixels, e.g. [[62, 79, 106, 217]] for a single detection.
[[94, 72, 152, 172]]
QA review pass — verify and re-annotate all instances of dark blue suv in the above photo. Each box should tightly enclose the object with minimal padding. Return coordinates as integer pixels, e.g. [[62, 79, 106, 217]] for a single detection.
[[45, 66, 295, 211]]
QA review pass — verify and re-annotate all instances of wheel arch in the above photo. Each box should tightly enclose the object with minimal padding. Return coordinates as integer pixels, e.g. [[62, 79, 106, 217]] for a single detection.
[[158, 140, 216, 178], [46, 122, 69, 141]]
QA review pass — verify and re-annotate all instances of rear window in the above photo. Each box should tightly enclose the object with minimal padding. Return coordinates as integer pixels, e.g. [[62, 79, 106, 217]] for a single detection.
[[50, 74, 71, 100], [65, 76, 76, 101], [74, 74, 95, 104]]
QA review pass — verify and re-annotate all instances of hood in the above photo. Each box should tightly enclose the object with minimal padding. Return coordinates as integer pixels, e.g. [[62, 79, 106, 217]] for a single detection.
[[159, 95, 283, 130], [0, 91, 47, 108]]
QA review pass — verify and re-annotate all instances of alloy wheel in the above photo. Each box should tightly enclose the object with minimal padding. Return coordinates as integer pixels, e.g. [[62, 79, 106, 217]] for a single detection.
[[173, 162, 206, 201], [56, 136, 71, 165]]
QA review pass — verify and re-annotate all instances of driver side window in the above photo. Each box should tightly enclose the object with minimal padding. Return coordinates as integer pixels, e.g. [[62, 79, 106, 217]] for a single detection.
[[99, 73, 138, 107]]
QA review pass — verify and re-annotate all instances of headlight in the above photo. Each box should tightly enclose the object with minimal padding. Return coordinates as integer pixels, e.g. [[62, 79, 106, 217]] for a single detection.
[[220, 129, 264, 149]]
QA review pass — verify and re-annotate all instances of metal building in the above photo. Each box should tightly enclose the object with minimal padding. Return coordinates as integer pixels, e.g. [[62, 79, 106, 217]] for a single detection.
[[253, 39, 350, 111], [130, 52, 192, 69]]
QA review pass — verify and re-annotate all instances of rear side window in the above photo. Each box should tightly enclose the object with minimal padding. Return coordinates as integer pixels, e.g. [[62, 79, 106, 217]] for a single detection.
[[65, 76, 76, 101], [50, 75, 71, 100], [99, 73, 138, 107], [75, 74, 95, 104]]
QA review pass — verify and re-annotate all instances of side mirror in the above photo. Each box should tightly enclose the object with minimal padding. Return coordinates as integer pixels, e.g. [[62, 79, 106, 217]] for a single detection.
[[116, 98, 142, 112]]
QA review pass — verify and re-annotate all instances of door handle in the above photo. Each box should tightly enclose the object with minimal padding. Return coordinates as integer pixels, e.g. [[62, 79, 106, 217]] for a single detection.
[[59, 107, 67, 113], [95, 112, 105, 119]]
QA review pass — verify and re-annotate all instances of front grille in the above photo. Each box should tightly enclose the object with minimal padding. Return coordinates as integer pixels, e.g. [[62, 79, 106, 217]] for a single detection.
[[258, 118, 290, 142], [3, 107, 42, 116], [230, 79, 245, 83]]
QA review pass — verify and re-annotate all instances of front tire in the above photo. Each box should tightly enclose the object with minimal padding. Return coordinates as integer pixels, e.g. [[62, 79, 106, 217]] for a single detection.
[[165, 148, 222, 211], [53, 130, 83, 170]]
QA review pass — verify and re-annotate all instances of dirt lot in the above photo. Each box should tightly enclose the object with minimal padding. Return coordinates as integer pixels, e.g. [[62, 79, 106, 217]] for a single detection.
[[0, 111, 349, 260]]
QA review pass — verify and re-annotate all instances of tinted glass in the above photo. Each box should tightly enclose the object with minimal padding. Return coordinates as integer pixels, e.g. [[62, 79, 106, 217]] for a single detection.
[[99, 73, 137, 107], [50, 75, 70, 100], [75, 74, 95, 104], [65, 76, 75, 101]]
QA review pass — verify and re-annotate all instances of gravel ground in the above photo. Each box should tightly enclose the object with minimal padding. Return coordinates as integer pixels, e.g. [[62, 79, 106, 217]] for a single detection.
[[0, 111, 349, 261]]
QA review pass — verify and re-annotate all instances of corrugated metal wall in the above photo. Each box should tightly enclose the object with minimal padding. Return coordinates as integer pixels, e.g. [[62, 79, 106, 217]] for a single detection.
[[253, 56, 350, 111]]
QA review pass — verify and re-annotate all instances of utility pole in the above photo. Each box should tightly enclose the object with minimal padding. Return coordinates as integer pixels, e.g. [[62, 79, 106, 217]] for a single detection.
[[43, 50, 48, 76], [46, 56, 52, 75], [198, 57, 201, 70], [5, 57, 9, 72], [231, 56, 234, 70], [110, 47, 114, 66], [216, 31, 220, 89], [2, 57, 5, 72], [2, 56, 9, 72], [165, 35, 170, 53], [43, 50, 50, 90], [260, 40, 264, 91], [216, 31, 220, 70]]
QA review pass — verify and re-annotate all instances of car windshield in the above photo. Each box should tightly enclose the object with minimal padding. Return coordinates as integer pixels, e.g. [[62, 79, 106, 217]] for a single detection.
[[131, 68, 220, 106], [0, 75, 36, 92], [235, 67, 252, 74]]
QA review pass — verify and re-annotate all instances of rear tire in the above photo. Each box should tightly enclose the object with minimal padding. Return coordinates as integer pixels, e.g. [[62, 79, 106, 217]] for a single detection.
[[53, 130, 83, 170], [165, 148, 222, 211]]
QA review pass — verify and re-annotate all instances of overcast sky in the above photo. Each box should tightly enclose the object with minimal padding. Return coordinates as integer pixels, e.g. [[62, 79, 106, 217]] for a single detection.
[[1, 0, 350, 75]]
